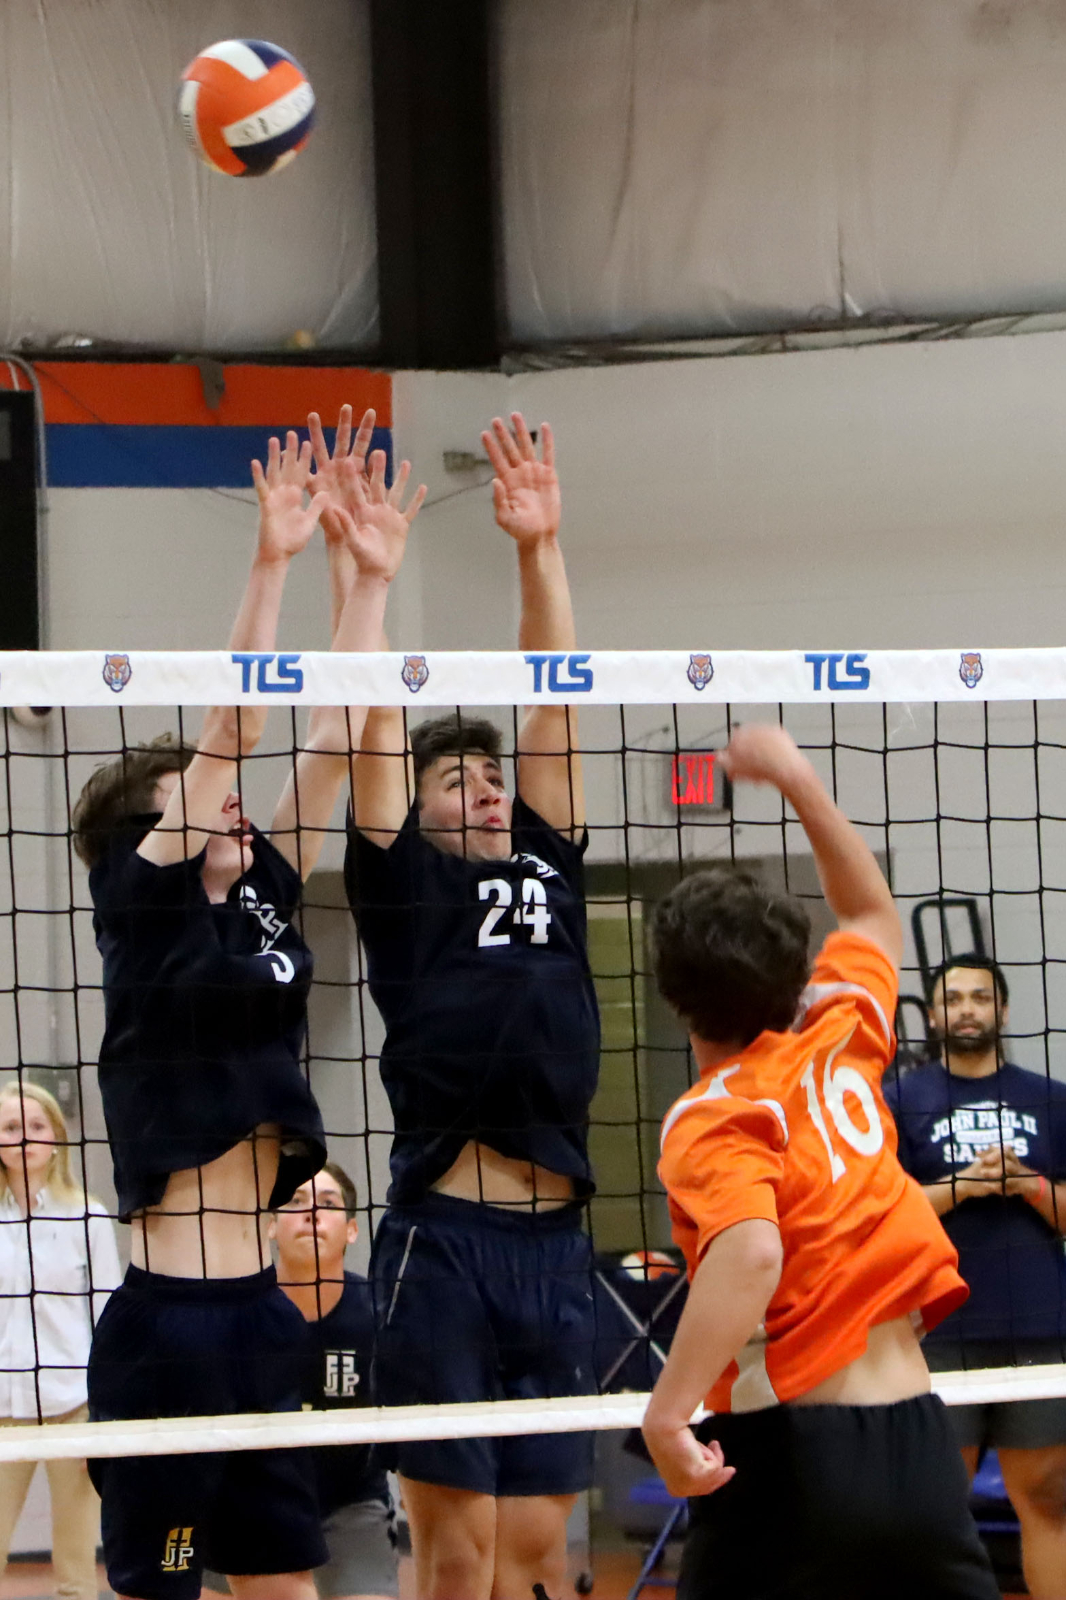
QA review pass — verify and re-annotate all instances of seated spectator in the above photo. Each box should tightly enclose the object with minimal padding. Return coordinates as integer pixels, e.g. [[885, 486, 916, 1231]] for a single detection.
[[204, 1161, 398, 1600], [0, 1079, 122, 1600], [886, 954, 1066, 1600]]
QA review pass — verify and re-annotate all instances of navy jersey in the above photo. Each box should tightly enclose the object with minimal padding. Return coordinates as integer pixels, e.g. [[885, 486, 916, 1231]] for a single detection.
[[301, 1273, 388, 1515], [345, 796, 600, 1204], [90, 816, 326, 1221], [885, 1060, 1066, 1342]]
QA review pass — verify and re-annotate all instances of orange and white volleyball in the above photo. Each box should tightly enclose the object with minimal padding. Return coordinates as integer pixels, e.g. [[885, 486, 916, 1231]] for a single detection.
[[179, 39, 315, 177], [620, 1250, 680, 1280]]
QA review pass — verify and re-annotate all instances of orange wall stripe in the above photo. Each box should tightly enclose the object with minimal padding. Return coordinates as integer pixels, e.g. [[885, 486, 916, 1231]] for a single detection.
[[34, 363, 392, 429]]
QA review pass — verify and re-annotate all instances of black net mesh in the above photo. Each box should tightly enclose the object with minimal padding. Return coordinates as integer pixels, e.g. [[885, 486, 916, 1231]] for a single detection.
[[1, 691, 1064, 1438]]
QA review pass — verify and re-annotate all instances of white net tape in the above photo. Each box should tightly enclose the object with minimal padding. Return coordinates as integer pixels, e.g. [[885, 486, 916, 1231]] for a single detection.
[[0, 1371, 1057, 1462], [0, 645, 1060, 706]]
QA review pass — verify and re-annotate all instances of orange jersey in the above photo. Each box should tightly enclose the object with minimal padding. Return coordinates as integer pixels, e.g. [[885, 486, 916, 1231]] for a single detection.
[[659, 931, 967, 1412]]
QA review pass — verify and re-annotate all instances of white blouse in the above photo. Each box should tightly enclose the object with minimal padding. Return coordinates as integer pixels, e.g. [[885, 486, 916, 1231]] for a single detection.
[[0, 1185, 122, 1418]]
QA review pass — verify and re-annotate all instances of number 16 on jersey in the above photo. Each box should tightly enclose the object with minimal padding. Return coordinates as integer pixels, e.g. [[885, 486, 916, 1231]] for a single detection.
[[802, 1030, 884, 1182]]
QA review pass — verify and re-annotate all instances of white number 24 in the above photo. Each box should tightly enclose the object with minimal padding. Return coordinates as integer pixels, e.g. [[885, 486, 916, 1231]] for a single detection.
[[800, 1030, 883, 1183], [477, 877, 552, 947]]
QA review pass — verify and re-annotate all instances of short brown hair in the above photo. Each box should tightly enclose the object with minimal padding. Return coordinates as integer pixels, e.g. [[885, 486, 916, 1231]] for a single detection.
[[322, 1160, 358, 1220], [652, 865, 812, 1046], [71, 734, 196, 868], [410, 714, 503, 793]]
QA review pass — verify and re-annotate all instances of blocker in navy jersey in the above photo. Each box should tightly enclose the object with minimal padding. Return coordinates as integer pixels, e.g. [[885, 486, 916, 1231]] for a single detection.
[[886, 1059, 1066, 1345], [88, 1265, 327, 1600], [302, 1272, 390, 1516], [345, 795, 600, 1203], [90, 815, 325, 1219]]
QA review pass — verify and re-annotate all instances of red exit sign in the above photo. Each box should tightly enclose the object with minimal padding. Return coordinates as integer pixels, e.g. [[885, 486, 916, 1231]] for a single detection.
[[670, 751, 730, 811]]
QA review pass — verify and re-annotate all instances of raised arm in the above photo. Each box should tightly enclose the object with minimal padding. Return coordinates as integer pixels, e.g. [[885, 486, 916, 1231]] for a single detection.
[[482, 413, 585, 837], [306, 404, 413, 846], [719, 724, 903, 971], [270, 449, 425, 878], [138, 434, 327, 867]]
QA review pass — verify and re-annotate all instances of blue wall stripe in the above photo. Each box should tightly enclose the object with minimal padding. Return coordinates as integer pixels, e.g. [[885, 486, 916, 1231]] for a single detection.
[[46, 425, 393, 489]]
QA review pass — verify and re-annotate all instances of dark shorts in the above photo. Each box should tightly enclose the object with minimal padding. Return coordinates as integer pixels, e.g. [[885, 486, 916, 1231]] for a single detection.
[[203, 1495, 400, 1600], [87, 1264, 328, 1600], [925, 1338, 1066, 1451], [372, 1191, 597, 1497], [678, 1394, 999, 1600]]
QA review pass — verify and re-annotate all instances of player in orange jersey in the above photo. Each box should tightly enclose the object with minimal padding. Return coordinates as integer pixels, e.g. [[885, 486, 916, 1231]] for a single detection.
[[642, 723, 999, 1600]]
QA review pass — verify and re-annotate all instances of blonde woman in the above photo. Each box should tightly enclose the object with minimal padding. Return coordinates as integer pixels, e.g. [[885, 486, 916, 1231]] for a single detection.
[[0, 1079, 121, 1600]]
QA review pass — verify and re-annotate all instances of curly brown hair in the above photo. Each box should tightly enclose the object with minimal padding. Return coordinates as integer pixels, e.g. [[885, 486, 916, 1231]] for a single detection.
[[652, 865, 812, 1046], [71, 734, 197, 869]]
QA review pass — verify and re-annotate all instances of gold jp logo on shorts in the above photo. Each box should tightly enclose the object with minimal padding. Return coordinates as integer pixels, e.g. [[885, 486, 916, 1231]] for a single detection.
[[161, 1527, 194, 1572]]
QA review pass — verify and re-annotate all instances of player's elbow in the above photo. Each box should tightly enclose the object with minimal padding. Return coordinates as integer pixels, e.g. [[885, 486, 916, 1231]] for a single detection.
[[304, 710, 359, 761], [743, 1228, 784, 1288], [203, 703, 265, 758], [714, 1218, 783, 1289], [838, 900, 903, 971]]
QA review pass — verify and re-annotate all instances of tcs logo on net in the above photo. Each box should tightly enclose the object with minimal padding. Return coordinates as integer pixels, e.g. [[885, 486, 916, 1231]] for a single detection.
[[231, 652, 304, 693], [804, 652, 870, 692], [524, 652, 593, 693]]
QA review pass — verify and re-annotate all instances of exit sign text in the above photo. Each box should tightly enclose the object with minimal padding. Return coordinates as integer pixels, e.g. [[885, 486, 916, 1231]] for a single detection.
[[670, 751, 729, 812]]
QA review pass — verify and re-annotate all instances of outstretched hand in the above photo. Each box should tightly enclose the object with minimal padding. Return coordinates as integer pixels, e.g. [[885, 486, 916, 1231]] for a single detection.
[[642, 1419, 736, 1500], [718, 724, 812, 793], [307, 405, 378, 543], [251, 432, 330, 564], [331, 448, 426, 583], [482, 412, 561, 546]]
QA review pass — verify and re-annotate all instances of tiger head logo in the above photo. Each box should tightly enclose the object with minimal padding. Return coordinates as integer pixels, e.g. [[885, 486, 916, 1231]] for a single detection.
[[102, 653, 132, 693], [959, 652, 983, 690], [687, 653, 714, 691], [401, 654, 429, 694]]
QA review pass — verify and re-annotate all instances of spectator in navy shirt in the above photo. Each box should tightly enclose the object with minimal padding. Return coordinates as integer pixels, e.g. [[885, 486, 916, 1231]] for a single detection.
[[886, 954, 1066, 1599]]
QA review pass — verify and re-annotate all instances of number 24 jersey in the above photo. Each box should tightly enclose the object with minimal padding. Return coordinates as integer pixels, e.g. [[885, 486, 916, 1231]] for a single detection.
[[346, 795, 600, 1205], [659, 932, 966, 1412]]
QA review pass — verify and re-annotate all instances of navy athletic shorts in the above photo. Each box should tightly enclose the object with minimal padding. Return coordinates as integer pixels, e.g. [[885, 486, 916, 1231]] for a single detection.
[[678, 1393, 999, 1600], [925, 1338, 1066, 1451], [371, 1192, 597, 1496], [87, 1264, 328, 1600]]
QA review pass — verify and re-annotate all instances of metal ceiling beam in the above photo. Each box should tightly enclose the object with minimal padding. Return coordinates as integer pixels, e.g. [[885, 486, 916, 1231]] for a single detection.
[[370, 0, 500, 370]]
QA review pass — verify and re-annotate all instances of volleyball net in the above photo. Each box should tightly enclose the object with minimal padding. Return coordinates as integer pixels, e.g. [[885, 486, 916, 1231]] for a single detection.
[[2, 644, 1066, 1461]]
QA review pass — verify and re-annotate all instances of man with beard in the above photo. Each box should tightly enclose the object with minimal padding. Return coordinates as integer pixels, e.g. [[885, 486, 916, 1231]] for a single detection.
[[886, 955, 1066, 1599]]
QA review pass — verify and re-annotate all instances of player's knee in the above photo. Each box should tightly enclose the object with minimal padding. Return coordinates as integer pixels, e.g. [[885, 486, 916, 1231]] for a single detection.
[[1022, 1473, 1066, 1523], [426, 1537, 495, 1599], [497, 1496, 572, 1573], [1011, 1458, 1066, 1523], [501, 1521, 562, 1571], [423, 1512, 495, 1580]]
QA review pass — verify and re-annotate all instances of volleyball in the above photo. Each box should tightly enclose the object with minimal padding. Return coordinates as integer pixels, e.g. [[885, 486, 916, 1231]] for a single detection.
[[178, 39, 315, 177], [620, 1250, 680, 1280]]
